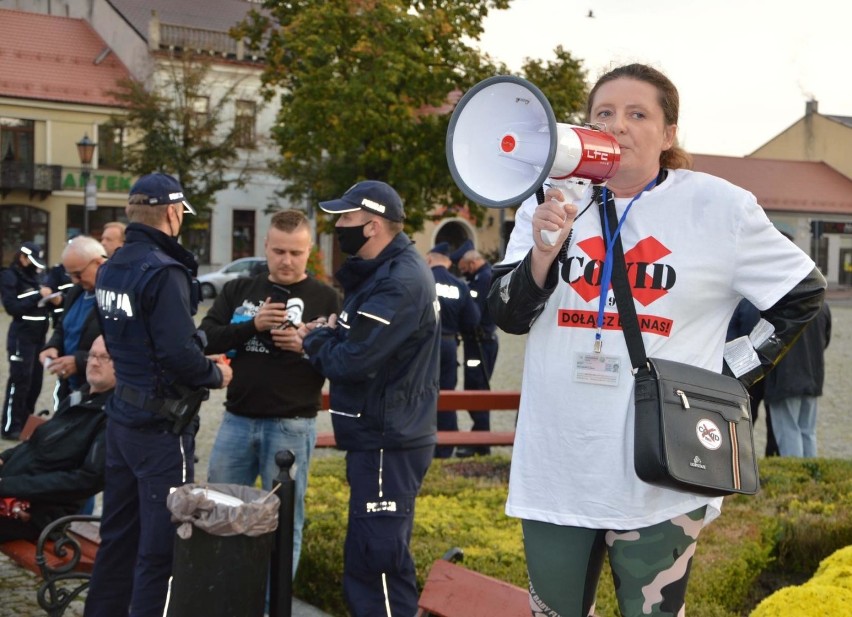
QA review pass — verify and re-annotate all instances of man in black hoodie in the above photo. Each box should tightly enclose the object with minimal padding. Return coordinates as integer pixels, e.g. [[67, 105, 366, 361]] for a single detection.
[[0, 335, 114, 542]]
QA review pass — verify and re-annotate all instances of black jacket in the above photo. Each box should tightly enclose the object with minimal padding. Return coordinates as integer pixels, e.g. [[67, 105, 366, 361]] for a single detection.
[[304, 233, 440, 451], [763, 302, 831, 402], [0, 388, 110, 531]]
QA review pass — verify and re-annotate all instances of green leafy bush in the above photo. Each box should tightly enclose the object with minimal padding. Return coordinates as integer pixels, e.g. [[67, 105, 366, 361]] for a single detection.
[[750, 546, 852, 617], [293, 456, 852, 617]]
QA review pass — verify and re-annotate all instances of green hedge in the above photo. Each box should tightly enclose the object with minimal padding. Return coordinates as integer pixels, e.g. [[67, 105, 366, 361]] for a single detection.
[[293, 456, 852, 617], [750, 545, 852, 616]]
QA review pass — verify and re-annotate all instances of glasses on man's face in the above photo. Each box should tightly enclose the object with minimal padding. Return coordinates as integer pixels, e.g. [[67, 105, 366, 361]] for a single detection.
[[88, 352, 112, 364], [171, 202, 193, 216], [67, 258, 97, 280]]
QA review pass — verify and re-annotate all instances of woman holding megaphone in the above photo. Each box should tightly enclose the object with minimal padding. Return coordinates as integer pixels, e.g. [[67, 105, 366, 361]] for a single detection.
[[486, 64, 825, 617]]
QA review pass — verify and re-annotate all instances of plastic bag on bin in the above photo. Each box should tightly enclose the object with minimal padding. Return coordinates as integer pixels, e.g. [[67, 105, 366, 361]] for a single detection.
[[167, 483, 279, 540]]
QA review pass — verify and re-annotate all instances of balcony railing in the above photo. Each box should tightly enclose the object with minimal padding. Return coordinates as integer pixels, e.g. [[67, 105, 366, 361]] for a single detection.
[[0, 162, 63, 196]]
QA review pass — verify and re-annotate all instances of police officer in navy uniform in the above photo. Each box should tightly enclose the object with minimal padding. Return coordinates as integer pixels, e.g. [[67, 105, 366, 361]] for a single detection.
[[453, 241, 499, 457], [84, 173, 232, 617], [298, 180, 440, 617], [426, 242, 479, 458], [1, 242, 59, 440]]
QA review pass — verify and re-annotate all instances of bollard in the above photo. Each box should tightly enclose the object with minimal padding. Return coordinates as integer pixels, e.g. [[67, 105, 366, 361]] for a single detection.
[[269, 449, 296, 617]]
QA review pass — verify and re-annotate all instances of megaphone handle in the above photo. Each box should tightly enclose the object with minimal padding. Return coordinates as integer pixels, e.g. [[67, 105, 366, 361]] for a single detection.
[[541, 228, 562, 247], [539, 179, 588, 246]]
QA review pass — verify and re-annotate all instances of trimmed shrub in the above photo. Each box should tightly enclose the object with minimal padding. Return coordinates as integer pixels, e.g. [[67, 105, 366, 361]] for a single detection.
[[293, 455, 852, 617], [750, 584, 852, 617]]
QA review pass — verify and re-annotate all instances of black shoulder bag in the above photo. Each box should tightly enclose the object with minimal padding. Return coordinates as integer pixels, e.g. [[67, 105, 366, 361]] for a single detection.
[[602, 196, 759, 497]]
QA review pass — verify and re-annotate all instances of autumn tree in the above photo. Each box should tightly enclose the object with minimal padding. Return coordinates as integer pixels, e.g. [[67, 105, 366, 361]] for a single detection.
[[107, 53, 255, 218], [521, 46, 589, 126], [235, 0, 588, 231]]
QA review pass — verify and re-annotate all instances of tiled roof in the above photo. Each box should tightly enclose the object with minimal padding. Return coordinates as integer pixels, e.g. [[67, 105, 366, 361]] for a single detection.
[[0, 9, 132, 107], [692, 154, 852, 215]]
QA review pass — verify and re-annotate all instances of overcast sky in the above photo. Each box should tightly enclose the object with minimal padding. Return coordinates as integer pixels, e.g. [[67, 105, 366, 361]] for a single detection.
[[476, 0, 850, 157]]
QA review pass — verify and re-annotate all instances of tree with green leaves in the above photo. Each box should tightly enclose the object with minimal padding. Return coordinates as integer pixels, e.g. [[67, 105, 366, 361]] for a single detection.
[[107, 53, 255, 219], [520, 46, 589, 126], [235, 0, 588, 232]]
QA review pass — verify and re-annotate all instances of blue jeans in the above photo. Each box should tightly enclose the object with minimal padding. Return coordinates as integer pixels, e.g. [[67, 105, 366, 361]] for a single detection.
[[770, 396, 818, 457], [207, 412, 316, 575]]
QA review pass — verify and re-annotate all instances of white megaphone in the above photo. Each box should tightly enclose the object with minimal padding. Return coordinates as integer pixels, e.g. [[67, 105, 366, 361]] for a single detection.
[[446, 75, 621, 245]]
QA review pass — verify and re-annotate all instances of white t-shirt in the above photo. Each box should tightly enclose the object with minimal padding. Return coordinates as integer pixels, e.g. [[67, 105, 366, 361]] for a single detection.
[[503, 169, 815, 529]]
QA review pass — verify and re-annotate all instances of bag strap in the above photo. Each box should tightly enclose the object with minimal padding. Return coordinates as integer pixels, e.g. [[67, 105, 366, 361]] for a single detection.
[[597, 187, 649, 372]]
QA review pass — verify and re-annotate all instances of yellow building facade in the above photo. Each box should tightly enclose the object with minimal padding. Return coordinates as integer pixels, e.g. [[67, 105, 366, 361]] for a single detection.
[[1, 99, 133, 266]]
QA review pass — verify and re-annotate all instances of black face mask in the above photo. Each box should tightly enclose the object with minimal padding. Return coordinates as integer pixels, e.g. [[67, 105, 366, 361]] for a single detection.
[[336, 223, 369, 256]]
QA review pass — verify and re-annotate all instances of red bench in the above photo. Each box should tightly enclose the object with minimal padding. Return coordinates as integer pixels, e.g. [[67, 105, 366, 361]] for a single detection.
[[416, 548, 529, 617], [316, 390, 520, 449], [0, 515, 101, 617], [1, 415, 102, 616]]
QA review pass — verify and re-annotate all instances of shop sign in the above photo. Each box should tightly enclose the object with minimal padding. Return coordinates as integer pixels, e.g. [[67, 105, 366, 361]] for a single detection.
[[63, 172, 133, 193]]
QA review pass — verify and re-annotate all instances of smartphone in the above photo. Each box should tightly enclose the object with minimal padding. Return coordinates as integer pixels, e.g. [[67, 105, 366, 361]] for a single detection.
[[270, 284, 294, 330], [270, 284, 290, 304]]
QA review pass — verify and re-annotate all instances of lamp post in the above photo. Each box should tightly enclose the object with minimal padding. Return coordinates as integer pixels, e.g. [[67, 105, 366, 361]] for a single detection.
[[76, 134, 97, 235]]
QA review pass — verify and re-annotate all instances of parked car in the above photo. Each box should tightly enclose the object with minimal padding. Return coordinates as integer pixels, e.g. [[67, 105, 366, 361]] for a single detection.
[[197, 257, 267, 299]]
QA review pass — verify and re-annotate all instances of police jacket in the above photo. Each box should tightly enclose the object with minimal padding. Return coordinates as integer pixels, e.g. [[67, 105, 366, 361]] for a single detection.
[[43, 284, 101, 378], [431, 265, 479, 338], [0, 387, 109, 532], [0, 262, 51, 340], [95, 224, 222, 429], [304, 233, 440, 451], [466, 261, 497, 338]]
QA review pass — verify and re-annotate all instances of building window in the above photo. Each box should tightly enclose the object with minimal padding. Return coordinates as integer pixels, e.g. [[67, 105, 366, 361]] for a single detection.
[[232, 209, 256, 259], [1, 118, 35, 163], [191, 96, 209, 130], [0, 205, 48, 266], [234, 100, 256, 148], [98, 125, 124, 169]]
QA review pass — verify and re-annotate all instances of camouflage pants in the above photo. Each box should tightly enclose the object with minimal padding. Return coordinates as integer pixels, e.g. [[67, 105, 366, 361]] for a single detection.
[[523, 507, 706, 617]]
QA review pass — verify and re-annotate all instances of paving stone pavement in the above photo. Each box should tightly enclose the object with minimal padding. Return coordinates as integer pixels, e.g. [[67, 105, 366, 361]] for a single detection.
[[2, 289, 850, 615]]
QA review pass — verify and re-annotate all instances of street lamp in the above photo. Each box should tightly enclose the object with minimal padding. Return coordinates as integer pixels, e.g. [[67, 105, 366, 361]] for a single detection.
[[76, 134, 97, 234]]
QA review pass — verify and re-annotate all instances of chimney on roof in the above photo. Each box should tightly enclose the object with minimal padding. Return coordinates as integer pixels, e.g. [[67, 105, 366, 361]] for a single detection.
[[805, 99, 818, 116], [148, 10, 160, 51]]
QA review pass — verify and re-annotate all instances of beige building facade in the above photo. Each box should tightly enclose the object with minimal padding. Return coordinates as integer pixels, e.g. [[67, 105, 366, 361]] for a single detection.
[[0, 8, 133, 267], [749, 101, 852, 287]]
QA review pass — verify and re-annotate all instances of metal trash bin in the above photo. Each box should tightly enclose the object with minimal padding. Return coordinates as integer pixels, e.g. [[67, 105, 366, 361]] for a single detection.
[[165, 483, 280, 617]]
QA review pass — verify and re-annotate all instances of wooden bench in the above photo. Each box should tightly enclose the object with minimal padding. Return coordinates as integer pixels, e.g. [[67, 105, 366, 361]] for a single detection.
[[316, 390, 520, 449], [0, 514, 101, 617], [2, 415, 101, 616], [20, 412, 48, 440], [416, 547, 529, 617]]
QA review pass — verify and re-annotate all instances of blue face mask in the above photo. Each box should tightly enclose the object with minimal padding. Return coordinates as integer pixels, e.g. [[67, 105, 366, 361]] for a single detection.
[[335, 223, 369, 256]]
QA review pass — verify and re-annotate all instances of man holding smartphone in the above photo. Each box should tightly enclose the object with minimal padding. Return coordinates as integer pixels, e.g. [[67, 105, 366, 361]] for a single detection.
[[199, 209, 340, 575]]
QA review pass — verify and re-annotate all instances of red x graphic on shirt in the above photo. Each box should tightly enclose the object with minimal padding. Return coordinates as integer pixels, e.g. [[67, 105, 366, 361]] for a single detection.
[[568, 236, 672, 306]]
